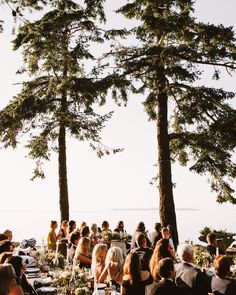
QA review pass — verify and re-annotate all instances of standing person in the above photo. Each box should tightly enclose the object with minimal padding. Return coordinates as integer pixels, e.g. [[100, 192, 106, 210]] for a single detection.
[[131, 222, 151, 249], [47, 220, 59, 251], [67, 220, 76, 236], [146, 257, 180, 295], [114, 221, 127, 234], [175, 243, 212, 295], [58, 220, 68, 258], [0, 263, 24, 295], [121, 251, 152, 295], [211, 255, 236, 295], [150, 223, 162, 249], [206, 233, 224, 256]]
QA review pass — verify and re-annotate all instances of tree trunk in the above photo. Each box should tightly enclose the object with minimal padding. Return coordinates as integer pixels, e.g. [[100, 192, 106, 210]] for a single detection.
[[157, 89, 179, 248], [58, 121, 69, 221]]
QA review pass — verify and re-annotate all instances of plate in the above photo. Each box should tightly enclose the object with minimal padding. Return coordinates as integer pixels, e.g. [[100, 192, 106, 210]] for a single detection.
[[97, 283, 106, 289], [25, 267, 40, 273]]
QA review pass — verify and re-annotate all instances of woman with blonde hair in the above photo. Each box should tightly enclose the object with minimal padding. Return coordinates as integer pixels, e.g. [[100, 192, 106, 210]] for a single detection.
[[74, 237, 91, 268], [121, 251, 152, 295], [0, 263, 24, 295], [91, 243, 108, 283], [99, 246, 124, 285]]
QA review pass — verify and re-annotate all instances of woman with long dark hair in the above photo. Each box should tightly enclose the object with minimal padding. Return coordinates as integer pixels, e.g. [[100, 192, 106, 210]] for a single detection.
[[121, 251, 152, 295]]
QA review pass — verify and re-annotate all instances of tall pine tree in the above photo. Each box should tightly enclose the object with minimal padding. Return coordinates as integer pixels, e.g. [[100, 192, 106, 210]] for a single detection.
[[115, 0, 236, 246], [0, 0, 123, 221]]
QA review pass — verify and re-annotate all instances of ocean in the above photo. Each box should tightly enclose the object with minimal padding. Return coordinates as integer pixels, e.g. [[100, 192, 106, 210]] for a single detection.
[[0, 206, 235, 246]]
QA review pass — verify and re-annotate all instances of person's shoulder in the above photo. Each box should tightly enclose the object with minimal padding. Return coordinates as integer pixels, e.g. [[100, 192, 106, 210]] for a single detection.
[[10, 282, 24, 295]]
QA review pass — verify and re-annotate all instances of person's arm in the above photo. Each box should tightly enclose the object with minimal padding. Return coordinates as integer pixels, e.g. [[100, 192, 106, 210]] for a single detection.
[[121, 285, 126, 295], [76, 253, 91, 265], [98, 264, 108, 283]]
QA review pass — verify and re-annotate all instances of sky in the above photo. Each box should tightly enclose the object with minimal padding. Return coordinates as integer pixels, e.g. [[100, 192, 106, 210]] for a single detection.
[[0, 0, 236, 222]]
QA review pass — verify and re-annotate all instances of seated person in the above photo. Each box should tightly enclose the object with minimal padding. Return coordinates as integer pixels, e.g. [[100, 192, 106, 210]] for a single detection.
[[74, 237, 91, 268], [211, 255, 236, 295], [0, 263, 24, 295], [121, 251, 152, 295], [131, 221, 151, 249], [99, 246, 124, 285], [0, 239, 13, 254], [146, 257, 180, 295], [67, 231, 80, 263], [91, 243, 108, 283], [206, 233, 224, 256], [175, 243, 212, 295], [133, 233, 153, 271]]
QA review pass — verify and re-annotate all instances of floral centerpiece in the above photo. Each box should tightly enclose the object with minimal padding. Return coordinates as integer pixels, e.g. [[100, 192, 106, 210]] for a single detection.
[[111, 231, 129, 241], [193, 245, 215, 268], [100, 229, 112, 241], [42, 251, 65, 269], [52, 266, 90, 295]]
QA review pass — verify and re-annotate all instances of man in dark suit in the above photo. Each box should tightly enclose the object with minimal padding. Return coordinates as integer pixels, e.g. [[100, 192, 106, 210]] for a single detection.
[[206, 233, 224, 256], [146, 257, 180, 295], [175, 243, 212, 295]]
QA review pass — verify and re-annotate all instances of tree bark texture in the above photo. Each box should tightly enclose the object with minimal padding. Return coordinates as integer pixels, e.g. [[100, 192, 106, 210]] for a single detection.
[[157, 88, 179, 248]]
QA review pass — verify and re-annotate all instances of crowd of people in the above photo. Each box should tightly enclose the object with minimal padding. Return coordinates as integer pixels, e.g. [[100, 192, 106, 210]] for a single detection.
[[0, 221, 236, 295]]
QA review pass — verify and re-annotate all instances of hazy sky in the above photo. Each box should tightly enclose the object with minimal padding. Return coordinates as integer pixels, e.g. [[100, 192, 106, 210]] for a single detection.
[[0, 0, 236, 219]]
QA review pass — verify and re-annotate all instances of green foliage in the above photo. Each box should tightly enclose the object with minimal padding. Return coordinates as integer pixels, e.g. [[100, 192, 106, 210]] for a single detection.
[[115, 0, 236, 204], [0, 0, 122, 181]]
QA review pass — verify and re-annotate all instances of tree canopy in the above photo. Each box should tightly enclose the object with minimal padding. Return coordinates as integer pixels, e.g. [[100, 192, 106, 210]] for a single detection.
[[112, 0, 236, 246]]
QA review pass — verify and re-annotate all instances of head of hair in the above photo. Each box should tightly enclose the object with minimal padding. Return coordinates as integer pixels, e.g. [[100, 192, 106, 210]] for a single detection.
[[135, 233, 146, 247], [105, 246, 124, 268], [69, 232, 80, 246], [81, 226, 90, 237], [50, 220, 57, 228], [61, 220, 68, 227], [0, 252, 13, 264], [92, 243, 108, 263], [77, 237, 90, 256], [91, 223, 98, 234], [3, 230, 12, 240], [0, 240, 12, 254], [177, 243, 193, 263], [214, 255, 231, 278], [123, 251, 141, 285], [0, 234, 7, 241], [5, 255, 23, 283], [116, 221, 124, 229], [136, 222, 145, 232], [68, 220, 76, 233], [0, 263, 16, 295], [206, 233, 217, 244], [154, 223, 162, 232], [161, 227, 170, 238], [156, 257, 174, 278], [102, 221, 109, 229], [149, 238, 172, 278]]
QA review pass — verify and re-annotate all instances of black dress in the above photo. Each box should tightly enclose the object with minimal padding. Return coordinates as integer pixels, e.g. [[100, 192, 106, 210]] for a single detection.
[[122, 275, 153, 295]]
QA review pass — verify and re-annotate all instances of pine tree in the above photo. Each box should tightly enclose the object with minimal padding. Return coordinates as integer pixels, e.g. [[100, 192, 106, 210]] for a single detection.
[[115, 0, 236, 246], [0, 0, 123, 221]]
